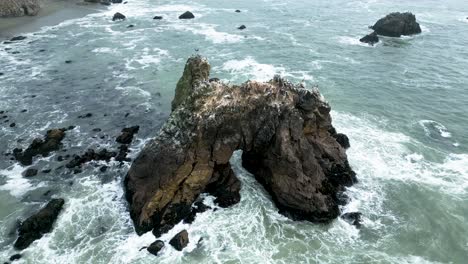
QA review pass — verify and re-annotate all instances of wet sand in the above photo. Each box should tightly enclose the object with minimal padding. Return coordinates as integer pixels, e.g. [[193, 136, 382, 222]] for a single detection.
[[0, 0, 105, 39]]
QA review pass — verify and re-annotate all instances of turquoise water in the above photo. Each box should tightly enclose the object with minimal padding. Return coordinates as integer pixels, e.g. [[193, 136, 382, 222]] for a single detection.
[[0, 0, 467, 263]]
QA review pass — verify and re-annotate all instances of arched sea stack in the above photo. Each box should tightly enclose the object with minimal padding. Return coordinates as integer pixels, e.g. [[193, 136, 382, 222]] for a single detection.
[[124, 56, 357, 236]]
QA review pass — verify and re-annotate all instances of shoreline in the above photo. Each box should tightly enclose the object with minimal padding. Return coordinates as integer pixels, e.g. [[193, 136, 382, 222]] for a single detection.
[[0, 0, 106, 39]]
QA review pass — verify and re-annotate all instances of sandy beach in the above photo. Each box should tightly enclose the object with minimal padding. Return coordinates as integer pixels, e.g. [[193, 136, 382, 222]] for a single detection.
[[0, 0, 105, 39]]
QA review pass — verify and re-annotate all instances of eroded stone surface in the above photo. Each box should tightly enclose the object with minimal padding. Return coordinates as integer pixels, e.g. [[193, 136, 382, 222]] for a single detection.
[[125, 56, 356, 235]]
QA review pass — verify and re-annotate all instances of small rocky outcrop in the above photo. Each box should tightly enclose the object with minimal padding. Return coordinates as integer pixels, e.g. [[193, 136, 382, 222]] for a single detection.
[[112, 12, 126, 21], [14, 199, 65, 250], [341, 212, 362, 228], [13, 128, 68, 166], [370, 12, 422, 37], [116, 126, 140, 144], [153, 16, 163, 20], [179, 11, 195, 19], [169, 230, 189, 251], [238, 25, 246, 30], [0, 0, 40, 17], [359, 32, 379, 45], [147, 240, 164, 256], [125, 56, 356, 236], [66, 149, 117, 169]]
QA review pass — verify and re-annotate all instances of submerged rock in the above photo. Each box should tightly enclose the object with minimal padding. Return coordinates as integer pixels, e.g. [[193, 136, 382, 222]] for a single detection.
[[359, 32, 379, 45], [14, 199, 65, 250], [179, 11, 195, 19], [124, 56, 356, 236], [10, 36, 27, 41], [169, 230, 189, 251], [23, 168, 38, 177], [112, 12, 126, 21], [0, 0, 40, 17], [66, 149, 117, 169], [147, 240, 164, 256], [153, 16, 163, 20], [13, 128, 67, 166], [371, 12, 422, 37], [9, 253, 22, 261], [235, 10, 241, 13], [341, 212, 362, 228], [238, 25, 246, 30]]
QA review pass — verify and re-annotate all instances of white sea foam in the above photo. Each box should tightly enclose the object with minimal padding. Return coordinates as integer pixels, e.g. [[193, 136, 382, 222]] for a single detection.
[[0, 164, 33, 197], [221, 57, 286, 82], [418, 119, 452, 138]]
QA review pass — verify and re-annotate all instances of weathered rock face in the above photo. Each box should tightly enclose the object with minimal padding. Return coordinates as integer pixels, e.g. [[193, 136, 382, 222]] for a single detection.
[[371, 12, 422, 37], [125, 56, 356, 236], [147, 240, 164, 256], [14, 199, 65, 250], [0, 0, 40, 17]]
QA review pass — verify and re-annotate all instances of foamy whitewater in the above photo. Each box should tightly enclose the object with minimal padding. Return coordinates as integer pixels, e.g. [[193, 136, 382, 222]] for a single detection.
[[0, 0, 467, 263]]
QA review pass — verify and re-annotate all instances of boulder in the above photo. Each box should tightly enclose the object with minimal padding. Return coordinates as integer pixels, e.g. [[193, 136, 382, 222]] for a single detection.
[[124, 56, 356, 236], [147, 240, 164, 256], [235, 10, 241, 13], [112, 0, 123, 3], [14, 199, 65, 250], [153, 16, 163, 20], [169, 230, 189, 251], [341, 212, 362, 228], [370, 12, 422, 37], [10, 253, 22, 261], [13, 128, 67, 165], [238, 25, 246, 30], [0, 0, 40, 17], [23, 168, 38, 177], [112, 12, 126, 21], [359, 32, 379, 45], [179, 11, 194, 19]]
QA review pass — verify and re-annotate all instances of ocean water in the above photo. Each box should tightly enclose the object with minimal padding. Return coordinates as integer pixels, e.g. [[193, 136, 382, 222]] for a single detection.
[[1, 0, 467, 263]]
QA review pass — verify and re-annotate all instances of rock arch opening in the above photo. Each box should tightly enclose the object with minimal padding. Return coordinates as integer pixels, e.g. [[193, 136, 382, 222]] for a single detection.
[[124, 56, 356, 236]]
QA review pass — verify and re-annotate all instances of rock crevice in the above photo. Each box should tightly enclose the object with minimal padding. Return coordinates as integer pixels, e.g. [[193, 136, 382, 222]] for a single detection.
[[125, 56, 356, 235]]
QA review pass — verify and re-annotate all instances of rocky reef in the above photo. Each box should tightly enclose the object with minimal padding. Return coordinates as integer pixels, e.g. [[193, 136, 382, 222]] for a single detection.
[[124, 56, 356, 236], [0, 0, 40, 17]]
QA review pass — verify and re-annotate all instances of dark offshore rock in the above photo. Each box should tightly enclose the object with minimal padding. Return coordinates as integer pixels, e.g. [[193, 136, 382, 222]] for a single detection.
[[153, 16, 163, 20], [124, 56, 356, 236], [116, 126, 139, 144], [147, 240, 164, 256], [23, 168, 38, 177], [341, 212, 362, 228], [9, 254, 21, 261], [359, 32, 379, 45], [14, 199, 65, 250], [169, 230, 189, 251], [10, 36, 27, 41], [235, 10, 241, 13], [112, 0, 123, 3], [112, 12, 126, 21], [238, 25, 246, 30], [371, 12, 422, 37], [13, 128, 67, 166], [179, 11, 195, 19], [66, 149, 117, 169]]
